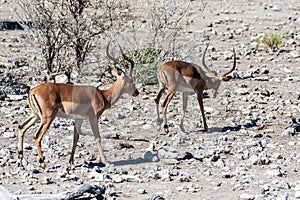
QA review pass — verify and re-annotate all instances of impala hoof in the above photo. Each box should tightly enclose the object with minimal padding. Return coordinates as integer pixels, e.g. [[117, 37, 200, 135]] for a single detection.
[[39, 157, 46, 169], [163, 124, 169, 134], [102, 161, 110, 167], [18, 150, 23, 160], [69, 159, 74, 166], [40, 162, 46, 169], [204, 126, 208, 132]]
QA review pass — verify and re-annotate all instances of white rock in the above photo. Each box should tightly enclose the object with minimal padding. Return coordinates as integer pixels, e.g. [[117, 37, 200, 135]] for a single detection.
[[55, 74, 68, 83], [249, 154, 259, 165], [89, 172, 111, 182], [7, 95, 24, 101], [272, 5, 281, 11], [282, 127, 295, 136], [114, 113, 126, 119], [142, 123, 153, 130], [112, 175, 124, 183], [240, 193, 255, 200], [267, 168, 285, 177], [137, 188, 146, 194], [3, 132, 15, 139]]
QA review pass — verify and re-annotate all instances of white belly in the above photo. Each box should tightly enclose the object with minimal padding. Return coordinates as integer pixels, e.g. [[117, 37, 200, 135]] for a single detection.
[[57, 108, 88, 120], [177, 84, 194, 93]]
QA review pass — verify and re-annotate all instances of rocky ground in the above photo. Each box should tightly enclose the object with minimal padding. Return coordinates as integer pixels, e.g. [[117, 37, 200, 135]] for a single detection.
[[0, 0, 300, 199]]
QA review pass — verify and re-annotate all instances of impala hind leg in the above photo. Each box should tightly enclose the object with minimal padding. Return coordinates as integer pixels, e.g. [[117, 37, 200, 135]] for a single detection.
[[197, 91, 208, 131], [18, 112, 39, 164], [69, 119, 83, 165], [180, 92, 188, 132], [154, 88, 165, 129], [161, 90, 174, 134], [89, 116, 108, 166], [33, 117, 55, 169]]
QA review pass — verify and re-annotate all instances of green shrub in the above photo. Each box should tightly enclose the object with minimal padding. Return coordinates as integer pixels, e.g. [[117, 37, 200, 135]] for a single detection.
[[256, 33, 283, 51], [120, 47, 159, 84], [121, 47, 158, 66], [262, 33, 282, 49]]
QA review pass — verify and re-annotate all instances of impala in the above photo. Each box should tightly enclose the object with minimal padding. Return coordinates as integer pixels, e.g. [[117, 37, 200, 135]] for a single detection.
[[18, 41, 139, 169], [154, 44, 236, 133]]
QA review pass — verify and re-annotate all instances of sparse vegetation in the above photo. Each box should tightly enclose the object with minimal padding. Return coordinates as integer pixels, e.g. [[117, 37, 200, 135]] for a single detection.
[[256, 32, 283, 51], [17, 0, 131, 82], [16, 0, 208, 84], [119, 47, 159, 84]]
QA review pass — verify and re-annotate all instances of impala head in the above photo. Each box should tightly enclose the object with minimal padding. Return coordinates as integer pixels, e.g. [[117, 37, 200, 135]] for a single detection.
[[202, 44, 236, 98], [106, 41, 139, 97]]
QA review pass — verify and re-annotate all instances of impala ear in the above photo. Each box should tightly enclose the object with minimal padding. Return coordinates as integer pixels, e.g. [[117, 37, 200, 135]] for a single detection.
[[222, 75, 232, 81], [111, 68, 124, 77]]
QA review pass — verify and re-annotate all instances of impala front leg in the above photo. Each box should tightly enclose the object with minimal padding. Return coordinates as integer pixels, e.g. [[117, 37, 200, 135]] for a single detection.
[[89, 116, 109, 166], [197, 91, 208, 131], [180, 92, 188, 132]]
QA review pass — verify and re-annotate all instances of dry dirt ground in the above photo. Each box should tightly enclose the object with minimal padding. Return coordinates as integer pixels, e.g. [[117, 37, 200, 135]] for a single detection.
[[0, 0, 300, 200]]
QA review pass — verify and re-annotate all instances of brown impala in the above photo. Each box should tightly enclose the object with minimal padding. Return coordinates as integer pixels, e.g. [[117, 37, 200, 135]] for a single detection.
[[154, 44, 236, 133], [18, 41, 139, 169]]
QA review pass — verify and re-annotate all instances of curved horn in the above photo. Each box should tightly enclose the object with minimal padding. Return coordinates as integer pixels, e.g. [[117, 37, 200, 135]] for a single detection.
[[106, 40, 119, 65], [118, 43, 134, 76], [202, 43, 214, 74], [223, 47, 236, 76]]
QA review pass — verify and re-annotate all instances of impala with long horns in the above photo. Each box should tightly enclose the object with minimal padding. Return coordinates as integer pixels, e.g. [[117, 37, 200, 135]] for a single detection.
[[18, 41, 139, 169], [154, 44, 236, 133]]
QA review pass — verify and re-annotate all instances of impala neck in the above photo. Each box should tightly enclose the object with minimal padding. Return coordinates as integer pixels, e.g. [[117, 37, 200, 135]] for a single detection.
[[195, 64, 220, 89], [102, 78, 125, 106], [204, 73, 221, 89]]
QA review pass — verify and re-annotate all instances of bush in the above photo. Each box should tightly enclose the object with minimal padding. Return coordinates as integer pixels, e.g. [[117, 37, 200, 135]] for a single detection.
[[256, 33, 283, 51], [120, 47, 159, 85]]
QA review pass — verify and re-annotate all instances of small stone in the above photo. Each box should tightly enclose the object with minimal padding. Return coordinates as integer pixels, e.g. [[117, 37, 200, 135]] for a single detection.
[[42, 177, 53, 185], [209, 154, 220, 162], [240, 193, 255, 200], [235, 88, 250, 95], [286, 39, 296, 45], [214, 159, 225, 168], [3, 132, 15, 139], [272, 5, 281, 11], [267, 168, 284, 177], [253, 76, 270, 81], [137, 188, 146, 194], [112, 175, 124, 183], [157, 148, 178, 159], [55, 74, 68, 83], [283, 127, 295, 136], [142, 124, 153, 130], [143, 151, 155, 162], [114, 113, 126, 119], [221, 171, 232, 178], [7, 95, 24, 101], [249, 154, 260, 165], [207, 22, 213, 27]]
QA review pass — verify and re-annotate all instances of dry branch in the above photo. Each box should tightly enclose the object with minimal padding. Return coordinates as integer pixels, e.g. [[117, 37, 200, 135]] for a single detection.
[[0, 184, 105, 200]]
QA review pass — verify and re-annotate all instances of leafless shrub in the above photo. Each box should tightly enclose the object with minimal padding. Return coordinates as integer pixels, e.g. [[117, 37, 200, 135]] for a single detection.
[[117, 0, 208, 84], [17, 0, 131, 82], [17, 0, 207, 84]]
